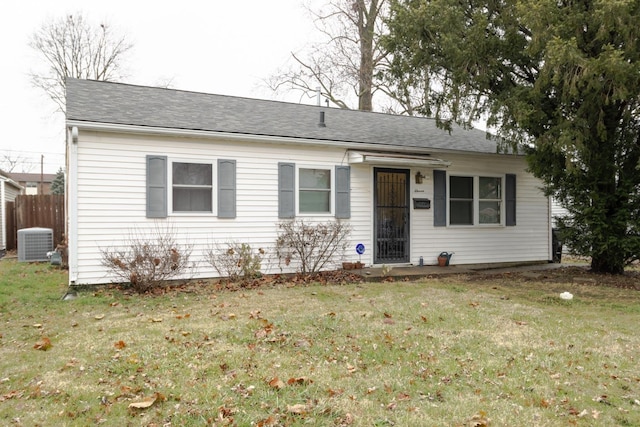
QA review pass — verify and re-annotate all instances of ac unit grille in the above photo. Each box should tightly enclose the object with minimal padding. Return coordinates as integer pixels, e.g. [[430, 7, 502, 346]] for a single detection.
[[18, 228, 53, 262]]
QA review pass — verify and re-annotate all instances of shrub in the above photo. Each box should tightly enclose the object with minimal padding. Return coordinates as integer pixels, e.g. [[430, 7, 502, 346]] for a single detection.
[[275, 219, 351, 274], [100, 223, 194, 292], [206, 241, 264, 281]]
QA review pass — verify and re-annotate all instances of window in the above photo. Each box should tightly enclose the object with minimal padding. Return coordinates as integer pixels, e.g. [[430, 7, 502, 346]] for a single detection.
[[450, 176, 473, 225], [299, 168, 331, 213], [278, 163, 350, 219], [433, 170, 514, 227], [147, 156, 236, 218], [172, 162, 212, 212], [479, 177, 501, 224], [449, 175, 502, 226]]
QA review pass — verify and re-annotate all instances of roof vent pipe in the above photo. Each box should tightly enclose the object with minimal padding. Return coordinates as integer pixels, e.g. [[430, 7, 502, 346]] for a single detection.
[[318, 111, 326, 127]]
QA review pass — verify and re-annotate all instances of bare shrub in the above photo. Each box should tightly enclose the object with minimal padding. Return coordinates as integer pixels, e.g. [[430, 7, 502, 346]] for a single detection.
[[275, 219, 351, 274], [100, 223, 194, 292], [206, 241, 265, 281]]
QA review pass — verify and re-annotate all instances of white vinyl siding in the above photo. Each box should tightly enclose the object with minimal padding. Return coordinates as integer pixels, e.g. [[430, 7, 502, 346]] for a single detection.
[[68, 130, 551, 285]]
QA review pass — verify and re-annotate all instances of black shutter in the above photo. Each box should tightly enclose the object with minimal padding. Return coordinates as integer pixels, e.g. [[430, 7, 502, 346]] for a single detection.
[[433, 169, 446, 226], [505, 173, 516, 226]]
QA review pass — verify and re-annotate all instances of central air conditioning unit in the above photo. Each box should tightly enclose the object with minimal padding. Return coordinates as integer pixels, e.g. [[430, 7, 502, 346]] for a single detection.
[[18, 227, 54, 262]]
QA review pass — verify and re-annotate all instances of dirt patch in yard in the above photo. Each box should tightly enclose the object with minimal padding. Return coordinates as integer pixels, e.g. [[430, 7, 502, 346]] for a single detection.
[[469, 264, 640, 291]]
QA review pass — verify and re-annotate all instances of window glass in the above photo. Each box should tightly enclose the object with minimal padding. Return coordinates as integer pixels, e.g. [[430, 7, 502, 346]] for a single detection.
[[479, 177, 501, 199], [450, 176, 473, 225], [299, 168, 331, 213], [479, 177, 501, 224], [450, 176, 473, 198], [173, 163, 212, 186], [172, 162, 212, 212]]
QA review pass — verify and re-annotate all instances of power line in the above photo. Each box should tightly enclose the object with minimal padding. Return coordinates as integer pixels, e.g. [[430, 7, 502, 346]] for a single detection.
[[0, 149, 65, 156]]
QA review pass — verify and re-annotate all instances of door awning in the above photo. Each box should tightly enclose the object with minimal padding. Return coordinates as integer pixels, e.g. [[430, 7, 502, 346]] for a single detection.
[[348, 151, 451, 167]]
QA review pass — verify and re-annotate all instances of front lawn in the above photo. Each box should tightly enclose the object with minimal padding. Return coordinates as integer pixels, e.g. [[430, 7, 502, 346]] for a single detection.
[[0, 259, 638, 426]]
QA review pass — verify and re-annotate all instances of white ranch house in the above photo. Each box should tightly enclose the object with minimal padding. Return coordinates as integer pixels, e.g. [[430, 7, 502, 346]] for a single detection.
[[65, 78, 553, 286]]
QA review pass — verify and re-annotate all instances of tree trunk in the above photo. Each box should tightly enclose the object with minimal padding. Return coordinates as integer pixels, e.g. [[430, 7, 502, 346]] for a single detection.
[[591, 254, 624, 275], [357, 0, 375, 111]]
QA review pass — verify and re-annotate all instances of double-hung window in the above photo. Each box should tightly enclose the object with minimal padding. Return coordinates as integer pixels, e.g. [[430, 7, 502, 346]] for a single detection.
[[172, 162, 213, 212], [449, 175, 503, 226], [299, 168, 331, 214], [278, 163, 350, 219], [146, 156, 236, 218]]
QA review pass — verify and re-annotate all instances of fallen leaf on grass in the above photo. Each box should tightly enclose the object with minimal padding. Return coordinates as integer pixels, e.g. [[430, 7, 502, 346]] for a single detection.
[[337, 413, 354, 425], [34, 337, 52, 351], [114, 340, 126, 350], [396, 392, 410, 401], [128, 392, 165, 409], [268, 377, 285, 390], [1, 390, 24, 402], [256, 415, 278, 426], [287, 403, 308, 415], [467, 410, 489, 427], [287, 377, 313, 386], [327, 388, 344, 397], [94, 314, 105, 320]]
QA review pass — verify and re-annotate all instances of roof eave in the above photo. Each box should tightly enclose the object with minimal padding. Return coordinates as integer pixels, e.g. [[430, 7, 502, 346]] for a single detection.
[[66, 120, 521, 157]]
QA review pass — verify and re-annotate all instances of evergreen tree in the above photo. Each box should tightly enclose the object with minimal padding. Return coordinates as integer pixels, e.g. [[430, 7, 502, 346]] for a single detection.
[[51, 167, 65, 195], [384, 0, 640, 273]]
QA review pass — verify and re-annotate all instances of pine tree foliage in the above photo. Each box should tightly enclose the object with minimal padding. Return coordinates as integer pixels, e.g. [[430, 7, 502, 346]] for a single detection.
[[51, 167, 65, 195], [384, 0, 640, 273]]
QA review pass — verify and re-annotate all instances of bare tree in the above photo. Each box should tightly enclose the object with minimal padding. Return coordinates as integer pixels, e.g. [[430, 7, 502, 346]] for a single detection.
[[1, 153, 34, 173], [29, 13, 133, 113], [269, 0, 387, 111], [268, 0, 426, 114]]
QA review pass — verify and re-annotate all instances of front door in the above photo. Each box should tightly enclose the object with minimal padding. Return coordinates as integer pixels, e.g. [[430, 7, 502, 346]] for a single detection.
[[374, 168, 410, 264]]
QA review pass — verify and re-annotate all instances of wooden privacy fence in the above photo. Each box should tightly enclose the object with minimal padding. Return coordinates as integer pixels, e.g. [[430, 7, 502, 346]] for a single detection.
[[8, 195, 65, 250]]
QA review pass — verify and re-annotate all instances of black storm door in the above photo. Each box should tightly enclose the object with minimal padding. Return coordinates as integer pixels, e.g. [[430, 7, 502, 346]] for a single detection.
[[374, 168, 410, 263]]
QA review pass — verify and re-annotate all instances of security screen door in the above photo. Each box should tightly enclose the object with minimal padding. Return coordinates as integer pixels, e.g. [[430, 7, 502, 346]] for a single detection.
[[374, 168, 410, 264]]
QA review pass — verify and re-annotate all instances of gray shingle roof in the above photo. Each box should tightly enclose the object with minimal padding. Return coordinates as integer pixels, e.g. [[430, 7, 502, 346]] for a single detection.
[[66, 78, 502, 154]]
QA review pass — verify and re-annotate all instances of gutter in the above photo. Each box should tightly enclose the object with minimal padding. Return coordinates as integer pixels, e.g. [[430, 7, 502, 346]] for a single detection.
[[65, 120, 521, 158]]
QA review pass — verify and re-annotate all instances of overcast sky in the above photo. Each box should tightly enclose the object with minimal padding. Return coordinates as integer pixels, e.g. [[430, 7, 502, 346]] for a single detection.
[[1, 1, 322, 173]]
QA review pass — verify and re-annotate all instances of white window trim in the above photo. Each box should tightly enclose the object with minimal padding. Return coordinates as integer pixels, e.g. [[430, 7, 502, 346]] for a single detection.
[[448, 174, 505, 227], [296, 165, 334, 216], [168, 158, 217, 216]]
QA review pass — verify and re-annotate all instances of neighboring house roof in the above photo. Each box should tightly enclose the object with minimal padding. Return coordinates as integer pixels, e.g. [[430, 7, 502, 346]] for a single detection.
[[9, 173, 56, 183], [66, 78, 508, 155], [0, 170, 22, 191]]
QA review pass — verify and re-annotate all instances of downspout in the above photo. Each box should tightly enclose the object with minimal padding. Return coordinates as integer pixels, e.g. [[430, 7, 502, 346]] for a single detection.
[[67, 126, 79, 285]]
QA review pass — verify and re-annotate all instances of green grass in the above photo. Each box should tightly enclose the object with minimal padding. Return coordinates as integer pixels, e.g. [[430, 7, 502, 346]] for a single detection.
[[1, 259, 639, 426]]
